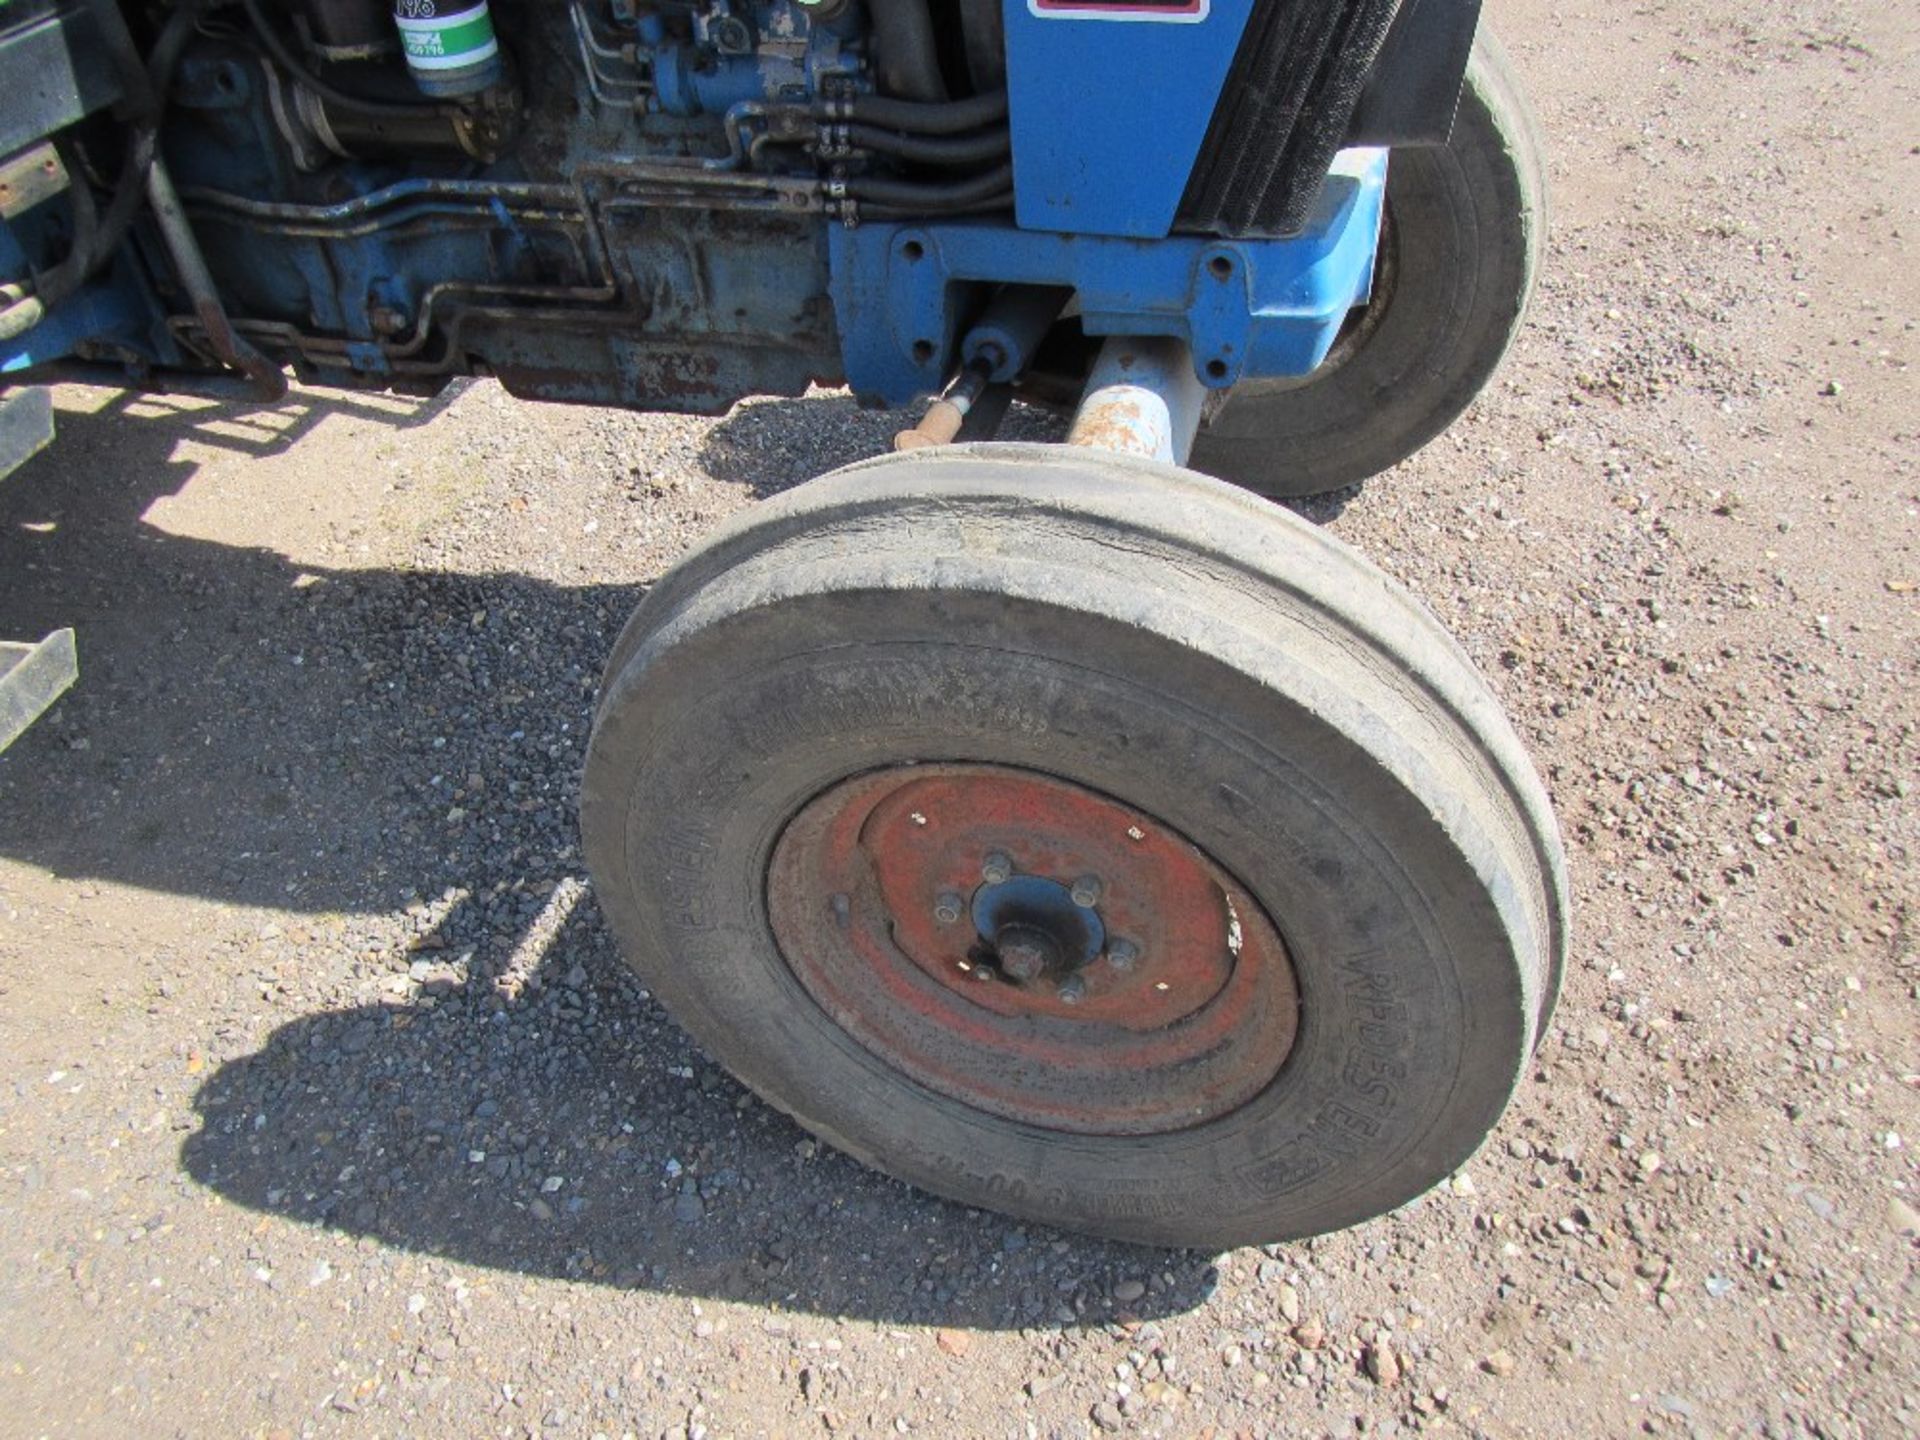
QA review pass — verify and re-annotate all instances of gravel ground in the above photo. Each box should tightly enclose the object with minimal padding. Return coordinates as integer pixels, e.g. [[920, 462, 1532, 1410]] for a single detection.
[[0, 1, 1914, 1437]]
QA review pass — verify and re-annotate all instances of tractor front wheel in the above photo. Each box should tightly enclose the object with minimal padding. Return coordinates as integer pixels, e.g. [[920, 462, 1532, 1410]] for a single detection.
[[1191, 33, 1548, 500], [581, 446, 1566, 1248]]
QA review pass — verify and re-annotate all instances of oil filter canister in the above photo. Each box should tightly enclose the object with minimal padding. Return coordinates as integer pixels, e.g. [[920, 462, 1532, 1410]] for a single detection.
[[392, 0, 501, 98]]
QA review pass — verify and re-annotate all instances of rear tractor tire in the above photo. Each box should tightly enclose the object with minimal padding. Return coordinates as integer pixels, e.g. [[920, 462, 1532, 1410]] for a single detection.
[[582, 445, 1567, 1248]]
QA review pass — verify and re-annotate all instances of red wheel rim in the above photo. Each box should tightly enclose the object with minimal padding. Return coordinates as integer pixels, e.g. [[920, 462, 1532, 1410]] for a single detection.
[[766, 764, 1300, 1135]]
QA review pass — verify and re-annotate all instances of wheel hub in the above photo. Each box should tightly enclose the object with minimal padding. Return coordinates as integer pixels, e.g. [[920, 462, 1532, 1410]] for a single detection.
[[968, 872, 1106, 991], [766, 763, 1301, 1135]]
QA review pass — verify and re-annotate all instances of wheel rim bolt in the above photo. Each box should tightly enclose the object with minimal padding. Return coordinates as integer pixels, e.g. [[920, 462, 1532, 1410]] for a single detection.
[[1057, 975, 1087, 1005], [981, 851, 1013, 884], [1070, 875, 1102, 908], [933, 892, 964, 925], [1108, 938, 1139, 970]]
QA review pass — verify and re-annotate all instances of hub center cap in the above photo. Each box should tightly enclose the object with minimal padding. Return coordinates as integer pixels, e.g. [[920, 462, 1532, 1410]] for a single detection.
[[970, 873, 1106, 988], [766, 763, 1301, 1136]]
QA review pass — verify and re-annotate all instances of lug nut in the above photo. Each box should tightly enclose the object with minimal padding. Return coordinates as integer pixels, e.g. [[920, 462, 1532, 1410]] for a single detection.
[[981, 851, 1013, 885], [933, 892, 964, 925], [1070, 875, 1102, 908], [1107, 938, 1139, 970], [1057, 975, 1087, 1005]]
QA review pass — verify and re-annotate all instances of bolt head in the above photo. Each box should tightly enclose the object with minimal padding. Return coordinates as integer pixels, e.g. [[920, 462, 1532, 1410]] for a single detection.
[[1108, 938, 1139, 970], [997, 938, 1049, 982], [981, 851, 1013, 884], [1057, 975, 1087, 1005], [1070, 875, 1102, 908], [933, 892, 964, 925]]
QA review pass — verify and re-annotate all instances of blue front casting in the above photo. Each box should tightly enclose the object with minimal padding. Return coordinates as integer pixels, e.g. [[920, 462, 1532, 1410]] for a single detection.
[[829, 148, 1387, 406]]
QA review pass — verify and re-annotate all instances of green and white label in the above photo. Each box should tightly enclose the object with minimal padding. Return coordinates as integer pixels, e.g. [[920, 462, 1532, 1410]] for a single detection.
[[394, 1, 499, 71]]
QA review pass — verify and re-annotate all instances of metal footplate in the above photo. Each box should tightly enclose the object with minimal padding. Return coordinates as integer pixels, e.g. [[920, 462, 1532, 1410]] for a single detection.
[[0, 626, 76, 753], [1, 385, 76, 753]]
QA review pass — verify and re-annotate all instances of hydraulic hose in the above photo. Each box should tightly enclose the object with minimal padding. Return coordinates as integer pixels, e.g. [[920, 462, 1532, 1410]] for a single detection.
[[0, 141, 97, 341], [843, 160, 1015, 211], [858, 193, 1013, 220], [843, 123, 1009, 167], [958, 0, 1007, 93], [68, 4, 199, 277], [0, 3, 197, 338], [828, 89, 1008, 135], [868, 0, 948, 104]]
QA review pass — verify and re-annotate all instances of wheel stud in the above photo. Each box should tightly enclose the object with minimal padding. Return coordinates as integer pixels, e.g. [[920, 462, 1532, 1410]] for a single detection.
[[1108, 938, 1139, 970], [933, 892, 964, 925], [1057, 975, 1087, 1005], [1070, 875, 1102, 908], [981, 851, 1013, 884]]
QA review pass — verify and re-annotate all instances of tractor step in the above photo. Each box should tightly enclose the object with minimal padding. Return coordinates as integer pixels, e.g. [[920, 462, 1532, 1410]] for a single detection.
[[0, 627, 77, 754], [1, 386, 75, 753], [0, 386, 54, 482]]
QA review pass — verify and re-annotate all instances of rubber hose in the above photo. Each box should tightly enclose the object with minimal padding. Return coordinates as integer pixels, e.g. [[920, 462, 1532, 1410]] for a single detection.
[[832, 89, 1008, 135], [859, 192, 1013, 220], [958, 0, 1006, 93], [844, 122, 1009, 166], [843, 160, 1015, 210], [0, 2, 206, 340], [78, 3, 200, 277], [0, 140, 100, 339], [868, 0, 949, 103]]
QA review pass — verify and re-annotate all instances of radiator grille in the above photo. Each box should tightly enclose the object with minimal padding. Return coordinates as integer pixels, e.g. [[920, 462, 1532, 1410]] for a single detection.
[[1177, 0, 1404, 237]]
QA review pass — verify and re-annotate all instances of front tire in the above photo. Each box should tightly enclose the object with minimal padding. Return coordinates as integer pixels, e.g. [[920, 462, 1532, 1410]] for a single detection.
[[583, 446, 1566, 1247], [1190, 32, 1548, 500]]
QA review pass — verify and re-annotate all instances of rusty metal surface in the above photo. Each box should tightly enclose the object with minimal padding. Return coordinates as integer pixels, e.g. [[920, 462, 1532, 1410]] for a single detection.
[[145, 158, 287, 402], [892, 397, 967, 451], [1066, 336, 1207, 465], [766, 764, 1300, 1136], [0, 143, 66, 223]]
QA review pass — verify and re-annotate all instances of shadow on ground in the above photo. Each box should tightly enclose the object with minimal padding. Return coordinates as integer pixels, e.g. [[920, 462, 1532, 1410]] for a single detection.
[[1, 383, 1222, 1328], [697, 390, 1072, 496], [179, 934, 1223, 1327], [0, 389, 640, 915]]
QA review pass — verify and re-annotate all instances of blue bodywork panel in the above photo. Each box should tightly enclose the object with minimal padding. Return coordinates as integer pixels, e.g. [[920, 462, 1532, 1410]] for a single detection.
[[830, 148, 1386, 406], [2, 3, 1383, 417], [1003, 0, 1257, 239]]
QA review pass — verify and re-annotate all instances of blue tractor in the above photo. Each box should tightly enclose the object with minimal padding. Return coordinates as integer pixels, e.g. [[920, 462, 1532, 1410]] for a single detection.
[[0, 0, 1565, 1246]]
